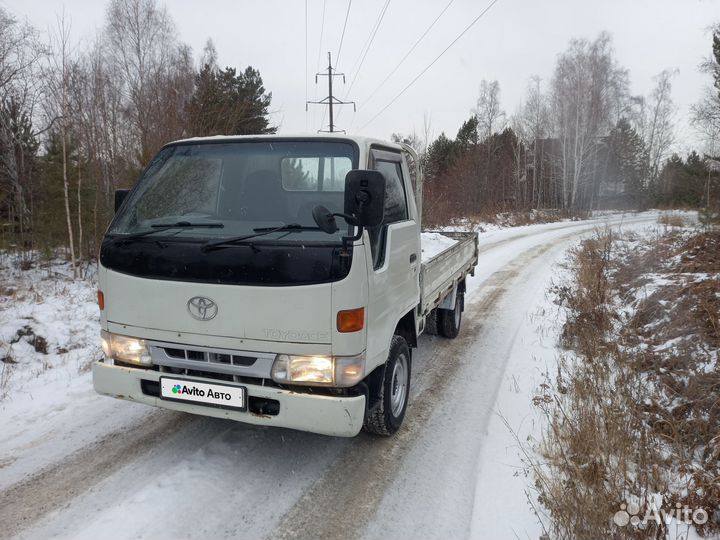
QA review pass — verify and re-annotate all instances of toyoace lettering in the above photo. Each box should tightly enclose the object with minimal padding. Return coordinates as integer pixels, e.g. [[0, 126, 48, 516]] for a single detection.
[[92, 135, 479, 438], [261, 328, 330, 342]]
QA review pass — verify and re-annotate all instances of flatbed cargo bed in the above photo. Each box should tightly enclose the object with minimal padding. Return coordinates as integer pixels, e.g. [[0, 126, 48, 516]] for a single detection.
[[419, 231, 478, 317]]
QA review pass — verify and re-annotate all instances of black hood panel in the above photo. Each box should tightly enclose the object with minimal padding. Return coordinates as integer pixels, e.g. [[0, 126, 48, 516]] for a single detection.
[[100, 239, 352, 286]]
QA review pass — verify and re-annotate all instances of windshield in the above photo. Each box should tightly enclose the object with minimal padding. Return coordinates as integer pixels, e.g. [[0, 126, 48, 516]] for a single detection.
[[108, 140, 356, 243]]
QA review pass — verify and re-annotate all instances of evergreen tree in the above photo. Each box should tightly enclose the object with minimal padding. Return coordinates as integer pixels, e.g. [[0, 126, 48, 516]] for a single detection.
[[606, 119, 648, 207], [187, 64, 276, 136], [423, 133, 457, 181], [655, 152, 708, 208], [0, 97, 40, 247], [455, 116, 479, 149], [39, 131, 80, 248]]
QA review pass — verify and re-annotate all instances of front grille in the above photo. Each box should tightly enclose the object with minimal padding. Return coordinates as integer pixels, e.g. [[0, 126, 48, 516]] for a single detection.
[[147, 341, 275, 381], [163, 346, 257, 368]]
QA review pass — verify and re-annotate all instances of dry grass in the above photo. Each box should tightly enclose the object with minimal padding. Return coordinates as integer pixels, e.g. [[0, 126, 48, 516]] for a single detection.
[[0, 353, 14, 400], [424, 206, 590, 229], [528, 229, 720, 539], [657, 214, 686, 228]]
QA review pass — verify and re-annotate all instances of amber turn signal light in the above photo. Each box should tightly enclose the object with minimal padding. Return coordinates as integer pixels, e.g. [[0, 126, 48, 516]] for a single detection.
[[97, 290, 105, 310], [337, 307, 365, 333]]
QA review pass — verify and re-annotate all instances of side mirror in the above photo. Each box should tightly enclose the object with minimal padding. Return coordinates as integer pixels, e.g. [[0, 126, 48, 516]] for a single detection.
[[344, 170, 386, 227], [311, 205, 339, 234], [114, 189, 130, 213]]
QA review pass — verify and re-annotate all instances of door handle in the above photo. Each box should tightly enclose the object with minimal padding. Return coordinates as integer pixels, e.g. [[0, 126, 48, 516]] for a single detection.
[[409, 253, 417, 264]]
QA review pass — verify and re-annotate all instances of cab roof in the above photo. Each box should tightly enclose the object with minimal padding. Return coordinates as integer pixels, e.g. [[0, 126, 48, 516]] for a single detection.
[[168, 133, 404, 154]]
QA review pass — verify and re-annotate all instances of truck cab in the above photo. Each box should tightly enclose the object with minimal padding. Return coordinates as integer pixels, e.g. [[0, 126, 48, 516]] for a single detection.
[[93, 135, 477, 437]]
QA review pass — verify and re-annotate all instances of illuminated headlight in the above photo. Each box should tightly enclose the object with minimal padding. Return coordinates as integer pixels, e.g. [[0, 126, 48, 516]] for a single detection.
[[100, 330, 152, 366], [271, 353, 365, 387]]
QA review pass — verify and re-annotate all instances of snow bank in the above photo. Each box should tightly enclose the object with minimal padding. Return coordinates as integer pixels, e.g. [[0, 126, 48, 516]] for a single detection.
[[0, 254, 99, 394]]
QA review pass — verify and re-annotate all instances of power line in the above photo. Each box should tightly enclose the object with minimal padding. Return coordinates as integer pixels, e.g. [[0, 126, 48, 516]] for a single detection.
[[320, 0, 352, 132], [344, 0, 391, 99], [316, 0, 327, 74], [357, 0, 455, 112], [307, 52, 356, 133], [336, 0, 352, 66], [336, 0, 391, 127], [360, 0, 500, 131], [312, 0, 327, 129]]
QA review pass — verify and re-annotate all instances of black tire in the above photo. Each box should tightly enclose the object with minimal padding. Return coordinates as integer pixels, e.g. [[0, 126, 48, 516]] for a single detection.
[[439, 292, 463, 339], [363, 336, 411, 436]]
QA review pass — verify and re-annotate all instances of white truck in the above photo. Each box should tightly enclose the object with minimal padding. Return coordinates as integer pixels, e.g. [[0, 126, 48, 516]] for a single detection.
[[93, 135, 478, 437]]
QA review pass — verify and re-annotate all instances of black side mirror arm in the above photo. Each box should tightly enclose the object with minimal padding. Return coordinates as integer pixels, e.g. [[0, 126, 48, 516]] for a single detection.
[[338, 203, 364, 250]]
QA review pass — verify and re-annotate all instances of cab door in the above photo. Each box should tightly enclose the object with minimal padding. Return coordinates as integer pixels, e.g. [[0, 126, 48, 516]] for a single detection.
[[364, 148, 421, 368]]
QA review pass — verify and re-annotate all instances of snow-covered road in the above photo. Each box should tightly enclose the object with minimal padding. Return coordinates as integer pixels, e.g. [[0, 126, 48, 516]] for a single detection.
[[0, 212, 671, 540]]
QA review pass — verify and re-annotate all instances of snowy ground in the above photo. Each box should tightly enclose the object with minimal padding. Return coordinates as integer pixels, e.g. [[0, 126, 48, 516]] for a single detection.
[[0, 210, 693, 540]]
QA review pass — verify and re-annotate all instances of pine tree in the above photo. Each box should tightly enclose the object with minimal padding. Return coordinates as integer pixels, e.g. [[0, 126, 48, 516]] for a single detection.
[[423, 133, 457, 180], [606, 119, 648, 207], [455, 116, 479, 149], [187, 64, 276, 136]]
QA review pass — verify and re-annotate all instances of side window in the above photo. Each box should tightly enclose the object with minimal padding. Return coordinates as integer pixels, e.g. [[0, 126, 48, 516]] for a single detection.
[[280, 156, 351, 191], [368, 155, 408, 268], [376, 160, 408, 223]]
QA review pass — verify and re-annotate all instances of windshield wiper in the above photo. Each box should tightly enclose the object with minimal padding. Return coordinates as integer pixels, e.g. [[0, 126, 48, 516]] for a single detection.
[[114, 221, 224, 243], [201, 223, 321, 252]]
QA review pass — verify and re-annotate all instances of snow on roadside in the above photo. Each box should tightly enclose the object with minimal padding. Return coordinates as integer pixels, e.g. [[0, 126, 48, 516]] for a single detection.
[[0, 254, 100, 393], [0, 254, 153, 490]]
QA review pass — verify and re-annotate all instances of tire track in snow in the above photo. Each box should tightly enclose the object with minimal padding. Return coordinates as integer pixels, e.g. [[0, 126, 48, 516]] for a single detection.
[[0, 411, 196, 539]]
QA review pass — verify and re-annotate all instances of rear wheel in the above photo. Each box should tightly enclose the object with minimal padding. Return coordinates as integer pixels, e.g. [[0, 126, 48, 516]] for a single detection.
[[364, 336, 411, 436], [439, 292, 463, 339]]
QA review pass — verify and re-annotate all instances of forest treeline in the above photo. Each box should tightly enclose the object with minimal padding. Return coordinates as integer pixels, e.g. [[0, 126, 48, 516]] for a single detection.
[[1, 0, 718, 271], [395, 32, 720, 225], [0, 0, 274, 273]]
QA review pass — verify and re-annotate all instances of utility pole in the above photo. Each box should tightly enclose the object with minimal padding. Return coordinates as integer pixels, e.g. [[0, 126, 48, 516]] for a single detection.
[[307, 52, 355, 133]]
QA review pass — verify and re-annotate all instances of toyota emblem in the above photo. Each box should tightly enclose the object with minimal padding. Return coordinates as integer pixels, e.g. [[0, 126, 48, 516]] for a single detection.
[[187, 296, 218, 321]]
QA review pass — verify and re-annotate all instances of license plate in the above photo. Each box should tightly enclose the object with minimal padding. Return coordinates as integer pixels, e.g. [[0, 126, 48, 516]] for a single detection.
[[160, 377, 246, 411]]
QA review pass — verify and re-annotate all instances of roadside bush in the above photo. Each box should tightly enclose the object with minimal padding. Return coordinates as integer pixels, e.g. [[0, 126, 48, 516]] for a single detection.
[[530, 229, 720, 539]]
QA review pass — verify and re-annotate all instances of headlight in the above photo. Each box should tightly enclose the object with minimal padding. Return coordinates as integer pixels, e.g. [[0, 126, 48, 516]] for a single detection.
[[271, 353, 365, 387], [101, 330, 152, 366]]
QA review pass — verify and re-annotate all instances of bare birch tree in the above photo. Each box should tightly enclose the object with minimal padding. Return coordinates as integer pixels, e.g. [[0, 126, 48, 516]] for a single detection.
[[46, 11, 77, 276], [474, 80, 506, 140], [692, 25, 720, 158], [550, 32, 628, 209], [105, 0, 193, 165], [519, 76, 551, 207], [645, 69, 677, 187]]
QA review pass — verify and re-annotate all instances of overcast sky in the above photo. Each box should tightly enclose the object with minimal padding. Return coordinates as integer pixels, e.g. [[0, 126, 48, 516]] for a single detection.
[[3, 0, 719, 152]]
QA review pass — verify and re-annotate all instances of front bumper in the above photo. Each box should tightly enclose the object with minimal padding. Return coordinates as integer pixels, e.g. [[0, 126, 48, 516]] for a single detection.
[[92, 361, 366, 437]]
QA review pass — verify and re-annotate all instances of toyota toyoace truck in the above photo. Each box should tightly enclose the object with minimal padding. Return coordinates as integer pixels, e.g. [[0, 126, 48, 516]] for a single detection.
[[93, 135, 478, 437]]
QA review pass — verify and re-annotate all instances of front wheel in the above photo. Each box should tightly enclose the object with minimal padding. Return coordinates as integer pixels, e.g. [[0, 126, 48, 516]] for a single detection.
[[439, 292, 463, 339], [363, 336, 411, 436]]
